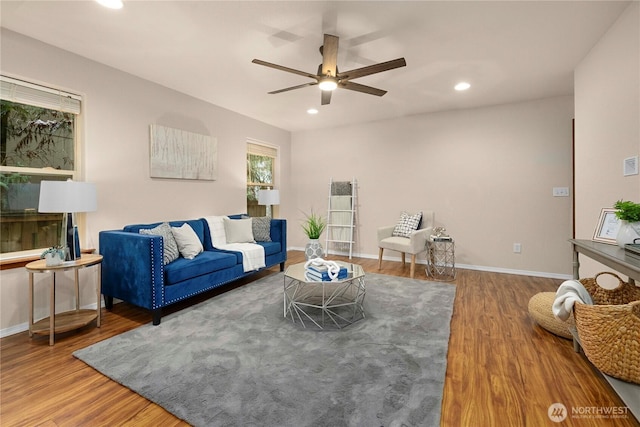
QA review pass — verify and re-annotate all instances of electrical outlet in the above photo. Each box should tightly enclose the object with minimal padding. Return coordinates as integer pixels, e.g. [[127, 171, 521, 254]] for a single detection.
[[513, 243, 522, 253], [552, 187, 570, 197]]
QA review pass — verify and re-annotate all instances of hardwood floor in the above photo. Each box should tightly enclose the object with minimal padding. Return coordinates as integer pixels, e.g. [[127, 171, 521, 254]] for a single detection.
[[1, 250, 638, 426]]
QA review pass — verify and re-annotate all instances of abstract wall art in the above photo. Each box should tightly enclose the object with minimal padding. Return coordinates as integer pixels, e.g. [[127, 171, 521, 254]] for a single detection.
[[149, 124, 217, 180]]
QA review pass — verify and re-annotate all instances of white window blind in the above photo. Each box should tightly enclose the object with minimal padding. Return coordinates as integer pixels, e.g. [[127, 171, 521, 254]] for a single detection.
[[247, 141, 277, 158], [0, 75, 81, 114]]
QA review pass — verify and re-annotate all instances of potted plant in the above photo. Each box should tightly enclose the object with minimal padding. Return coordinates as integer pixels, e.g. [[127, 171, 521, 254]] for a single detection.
[[41, 246, 65, 266], [301, 210, 326, 260], [613, 200, 640, 247]]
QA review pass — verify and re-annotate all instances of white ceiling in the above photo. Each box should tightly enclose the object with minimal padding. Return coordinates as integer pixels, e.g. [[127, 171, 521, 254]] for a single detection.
[[0, 1, 631, 132]]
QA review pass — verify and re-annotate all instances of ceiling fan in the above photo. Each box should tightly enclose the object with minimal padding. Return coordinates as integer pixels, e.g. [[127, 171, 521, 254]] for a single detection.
[[252, 34, 406, 105]]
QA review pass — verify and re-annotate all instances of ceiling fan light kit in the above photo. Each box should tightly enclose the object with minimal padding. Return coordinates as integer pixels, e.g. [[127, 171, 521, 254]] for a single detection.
[[253, 33, 406, 105], [318, 78, 338, 91]]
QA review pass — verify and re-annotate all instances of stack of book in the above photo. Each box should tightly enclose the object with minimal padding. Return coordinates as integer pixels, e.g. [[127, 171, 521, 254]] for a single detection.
[[306, 264, 348, 281], [430, 234, 452, 242]]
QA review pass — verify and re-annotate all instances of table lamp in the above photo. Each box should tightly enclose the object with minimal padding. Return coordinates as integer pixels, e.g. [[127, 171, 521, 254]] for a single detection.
[[258, 189, 280, 218], [38, 180, 97, 261]]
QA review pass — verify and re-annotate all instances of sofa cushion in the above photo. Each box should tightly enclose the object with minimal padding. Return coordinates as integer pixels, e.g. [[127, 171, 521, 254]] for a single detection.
[[258, 241, 281, 256], [251, 216, 272, 242], [171, 223, 203, 259], [139, 222, 180, 265], [224, 217, 255, 243], [392, 211, 423, 238], [125, 220, 205, 243], [164, 251, 237, 285], [204, 216, 228, 247]]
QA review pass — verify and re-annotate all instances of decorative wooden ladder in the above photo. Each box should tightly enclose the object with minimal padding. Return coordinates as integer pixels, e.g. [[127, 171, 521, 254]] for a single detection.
[[325, 178, 357, 259]]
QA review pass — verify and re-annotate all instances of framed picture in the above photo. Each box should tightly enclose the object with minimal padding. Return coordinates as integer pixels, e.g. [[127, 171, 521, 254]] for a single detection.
[[149, 124, 217, 181], [592, 208, 620, 244]]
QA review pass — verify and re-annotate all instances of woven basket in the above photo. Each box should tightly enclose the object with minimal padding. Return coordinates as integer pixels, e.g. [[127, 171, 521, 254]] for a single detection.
[[574, 272, 640, 384], [528, 292, 574, 339]]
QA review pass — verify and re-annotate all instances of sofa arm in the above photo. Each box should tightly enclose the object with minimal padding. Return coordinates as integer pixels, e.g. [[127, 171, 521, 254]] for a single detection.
[[270, 218, 287, 246], [377, 225, 395, 242], [408, 227, 433, 253], [99, 230, 165, 312]]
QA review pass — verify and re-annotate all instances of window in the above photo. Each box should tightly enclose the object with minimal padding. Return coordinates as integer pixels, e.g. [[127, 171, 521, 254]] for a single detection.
[[0, 76, 81, 257], [247, 141, 277, 217]]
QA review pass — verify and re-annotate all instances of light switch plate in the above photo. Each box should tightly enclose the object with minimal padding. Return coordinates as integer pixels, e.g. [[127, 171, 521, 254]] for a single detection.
[[624, 156, 639, 176], [553, 187, 570, 197]]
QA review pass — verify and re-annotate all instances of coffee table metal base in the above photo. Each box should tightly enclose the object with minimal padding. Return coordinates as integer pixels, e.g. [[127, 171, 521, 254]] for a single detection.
[[284, 275, 365, 329]]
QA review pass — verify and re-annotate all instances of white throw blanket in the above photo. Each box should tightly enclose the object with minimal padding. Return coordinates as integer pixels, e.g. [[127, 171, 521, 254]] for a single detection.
[[204, 216, 266, 272], [329, 195, 353, 244], [552, 279, 593, 321]]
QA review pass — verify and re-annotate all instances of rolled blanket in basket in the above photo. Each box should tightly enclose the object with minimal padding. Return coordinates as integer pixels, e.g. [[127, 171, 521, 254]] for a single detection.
[[553, 280, 593, 321]]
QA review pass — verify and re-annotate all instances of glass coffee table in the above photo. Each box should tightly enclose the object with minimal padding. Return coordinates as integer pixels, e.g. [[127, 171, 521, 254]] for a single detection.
[[284, 261, 366, 329]]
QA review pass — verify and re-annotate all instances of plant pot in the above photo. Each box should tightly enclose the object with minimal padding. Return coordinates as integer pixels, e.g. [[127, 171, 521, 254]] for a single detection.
[[44, 251, 64, 266], [616, 220, 640, 248], [305, 239, 324, 260]]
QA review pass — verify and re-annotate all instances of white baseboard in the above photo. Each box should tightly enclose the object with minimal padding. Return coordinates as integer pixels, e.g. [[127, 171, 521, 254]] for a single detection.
[[290, 246, 572, 280], [0, 322, 29, 339]]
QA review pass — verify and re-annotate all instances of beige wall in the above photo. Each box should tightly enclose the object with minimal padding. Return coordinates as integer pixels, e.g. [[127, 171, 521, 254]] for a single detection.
[[287, 96, 575, 277], [574, 2, 640, 279], [0, 30, 291, 336]]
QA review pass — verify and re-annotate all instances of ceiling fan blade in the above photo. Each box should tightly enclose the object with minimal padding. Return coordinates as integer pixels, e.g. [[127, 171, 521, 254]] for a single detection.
[[252, 59, 318, 80], [321, 34, 339, 77], [268, 82, 318, 94], [340, 81, 387, 97], [337, 58, 406, 81], [321, 90, 332, 105]]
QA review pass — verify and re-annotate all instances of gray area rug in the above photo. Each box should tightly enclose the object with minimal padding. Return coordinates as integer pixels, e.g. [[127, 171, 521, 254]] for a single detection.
[[74, 272, 456, 427]]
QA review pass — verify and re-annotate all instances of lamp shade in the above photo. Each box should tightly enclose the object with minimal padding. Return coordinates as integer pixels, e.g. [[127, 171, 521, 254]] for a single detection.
[[38, 180, 97, 213], [258, 189, 280, 206]]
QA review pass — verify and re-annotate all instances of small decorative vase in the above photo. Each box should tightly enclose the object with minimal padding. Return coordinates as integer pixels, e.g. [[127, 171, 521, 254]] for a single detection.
[[616, 221, 640, 248], [305, 239, 324, 260], [44, 251, 64, 266]]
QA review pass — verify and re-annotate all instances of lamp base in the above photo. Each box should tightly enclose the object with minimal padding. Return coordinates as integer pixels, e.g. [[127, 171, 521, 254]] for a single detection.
[[64, 213, 81, 261]]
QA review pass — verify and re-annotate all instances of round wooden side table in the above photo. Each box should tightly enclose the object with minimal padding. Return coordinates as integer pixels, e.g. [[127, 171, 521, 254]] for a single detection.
[[25, 254, 103, 345]]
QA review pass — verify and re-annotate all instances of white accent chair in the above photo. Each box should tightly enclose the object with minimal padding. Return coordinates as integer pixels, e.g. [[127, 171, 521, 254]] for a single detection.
[[377, 211, 435, 279]]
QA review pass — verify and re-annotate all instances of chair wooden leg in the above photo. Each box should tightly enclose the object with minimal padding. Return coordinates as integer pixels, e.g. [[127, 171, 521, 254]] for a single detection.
[[378, 247, 384, 270], [410, 254, 417, 279], [401, 252, 406, 266]]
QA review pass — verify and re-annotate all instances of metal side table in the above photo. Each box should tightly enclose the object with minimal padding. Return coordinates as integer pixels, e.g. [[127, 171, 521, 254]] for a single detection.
[[426, 239, 456, 281]]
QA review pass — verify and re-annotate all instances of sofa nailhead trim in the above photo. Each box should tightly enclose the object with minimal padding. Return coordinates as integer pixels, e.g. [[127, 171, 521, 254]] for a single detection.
[[150, 238, 166, 310], [165, 275, 245, 305]]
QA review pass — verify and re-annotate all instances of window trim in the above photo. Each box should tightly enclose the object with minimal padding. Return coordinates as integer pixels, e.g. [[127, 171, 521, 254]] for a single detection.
[[246, 139, 279, 217], [1, 75, 83, 262]]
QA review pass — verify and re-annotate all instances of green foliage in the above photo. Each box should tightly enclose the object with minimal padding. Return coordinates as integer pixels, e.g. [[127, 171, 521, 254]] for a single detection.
[[1, 100, 74, 169], [301, 210, 326, 239], [0, 172, 30, 210], [614, 200, 640, 222]]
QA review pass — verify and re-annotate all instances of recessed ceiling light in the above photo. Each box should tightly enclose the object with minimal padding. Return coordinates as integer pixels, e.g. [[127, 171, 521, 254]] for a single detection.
[[454, 82, 471, 91], [96, 0, 123, 9], [307, 108, 319, 115]]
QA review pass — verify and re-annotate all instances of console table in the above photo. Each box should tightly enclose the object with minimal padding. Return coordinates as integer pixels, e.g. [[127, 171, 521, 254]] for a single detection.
[[569, 239, 639, 421]]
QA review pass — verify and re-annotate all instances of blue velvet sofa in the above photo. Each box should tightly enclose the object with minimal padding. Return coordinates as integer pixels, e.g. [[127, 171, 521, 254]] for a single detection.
[[99, 215, 286, 325]]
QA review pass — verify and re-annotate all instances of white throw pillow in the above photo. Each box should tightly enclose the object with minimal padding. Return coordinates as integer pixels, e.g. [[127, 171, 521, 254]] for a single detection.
[[223, 217, 255, 243], [171, 223, 203, 259], [204, 216, 228, 247]]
